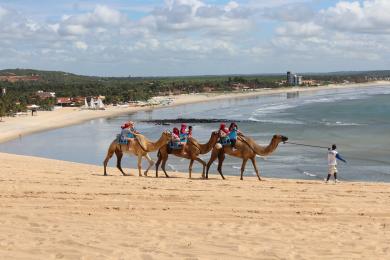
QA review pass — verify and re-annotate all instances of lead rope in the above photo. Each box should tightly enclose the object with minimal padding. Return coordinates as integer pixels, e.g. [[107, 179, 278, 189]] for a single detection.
[[283, 141, 328, 149]]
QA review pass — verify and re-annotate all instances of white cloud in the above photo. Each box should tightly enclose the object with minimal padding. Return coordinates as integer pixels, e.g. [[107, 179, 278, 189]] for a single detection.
[[93, 5, 122, 25], [60, 24, 88, 35], [263, 3, 314, 22], [145, 0, 252, 34], [320, 0, 390, 34], [276, 22, 323, 37], [74, 41, 88, 50], [58, 5, 126, 36], [0, 6, 9, 20], [268, 0, 390, 70], [225, 1, 239, 12], [48, 23, 60, 33], [1, 1, 390, 76]]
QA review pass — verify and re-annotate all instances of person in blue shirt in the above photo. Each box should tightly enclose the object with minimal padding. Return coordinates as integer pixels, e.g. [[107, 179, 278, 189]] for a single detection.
[[326, 144, 347, 183], [119, 121, 139, 150], [120, 123, 131, 142], [179, 123, 188, 145], [228, 122, 239, 149]]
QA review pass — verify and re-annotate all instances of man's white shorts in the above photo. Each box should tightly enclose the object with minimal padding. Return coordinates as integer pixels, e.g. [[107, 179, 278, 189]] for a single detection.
[[328, 165, 337, 175]]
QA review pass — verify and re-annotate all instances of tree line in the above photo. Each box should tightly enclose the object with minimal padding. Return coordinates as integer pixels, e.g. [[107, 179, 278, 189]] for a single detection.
[[1, 68, 388, 117]]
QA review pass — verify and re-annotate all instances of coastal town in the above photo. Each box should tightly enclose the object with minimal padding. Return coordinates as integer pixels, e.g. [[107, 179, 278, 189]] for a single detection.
[[1, 69, 390, 118]]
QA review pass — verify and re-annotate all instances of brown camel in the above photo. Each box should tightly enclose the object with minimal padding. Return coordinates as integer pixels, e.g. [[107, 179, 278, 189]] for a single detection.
[[206, 134, 288, 180], [155, 131, 220, 178], [103, 131, 171, 176]]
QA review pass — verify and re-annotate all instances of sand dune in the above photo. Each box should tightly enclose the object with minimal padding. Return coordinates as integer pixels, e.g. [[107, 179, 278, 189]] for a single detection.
[[0, 152, 389, 259]]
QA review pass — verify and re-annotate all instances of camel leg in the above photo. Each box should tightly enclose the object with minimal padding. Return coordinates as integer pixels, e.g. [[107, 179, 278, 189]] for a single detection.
[[103, 149, 114, 176], [240, 158, 248, 180], [217, 151, 226, 180], [188, 159, 194, 179], [206, 149, 219, 179], [143, 154, 154, 176], [115, 150, 128, 176], [137, 155, 143, 177], [194, 157, 206, 179], [161, 155, 170, 178], [250, 157, 262, 181], [155, 154, 162, 178]]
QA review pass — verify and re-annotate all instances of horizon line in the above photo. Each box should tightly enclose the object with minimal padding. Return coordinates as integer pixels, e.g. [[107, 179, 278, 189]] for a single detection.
[[1, 67, 389, 78]]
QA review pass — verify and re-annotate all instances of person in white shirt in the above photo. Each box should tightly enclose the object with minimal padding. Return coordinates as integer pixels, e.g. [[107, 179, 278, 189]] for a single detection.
[[325, 144, 347, 183]]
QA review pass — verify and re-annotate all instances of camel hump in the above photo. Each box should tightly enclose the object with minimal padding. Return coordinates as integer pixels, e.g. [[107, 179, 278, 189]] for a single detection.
[[133, 133, 146, 142], [187, 136, 198, 143]]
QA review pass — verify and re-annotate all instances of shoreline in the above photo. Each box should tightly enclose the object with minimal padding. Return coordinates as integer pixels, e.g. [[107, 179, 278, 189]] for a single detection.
[[1, 152, 389, 259], [1, 150, 390, 184], [0, 80, 389, 144]]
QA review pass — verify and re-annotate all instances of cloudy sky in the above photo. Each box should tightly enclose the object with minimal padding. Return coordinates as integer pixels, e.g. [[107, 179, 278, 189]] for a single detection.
[[0, 0, 389, 76]]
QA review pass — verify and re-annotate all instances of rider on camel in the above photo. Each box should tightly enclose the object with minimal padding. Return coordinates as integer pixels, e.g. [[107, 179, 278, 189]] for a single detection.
[[171, 127, 181, 143], [228, 122, 239, 149], [120, 121, 139, 150], [218, 123, 230, 145], [180, 123, 188, 145], [188, 126, 193, 138]]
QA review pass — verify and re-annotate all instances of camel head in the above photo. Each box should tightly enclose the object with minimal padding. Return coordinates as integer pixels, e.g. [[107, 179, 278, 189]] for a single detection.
[[211, 130, 220, 140], [208, 130, 220, 149], [162, 130, 172, 141], [273, 134, 288, 143]]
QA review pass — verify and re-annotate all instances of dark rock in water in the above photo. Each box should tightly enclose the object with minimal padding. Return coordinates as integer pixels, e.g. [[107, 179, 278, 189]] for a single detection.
[[142, 118, 244, 124], [154, 122, 171, 126]]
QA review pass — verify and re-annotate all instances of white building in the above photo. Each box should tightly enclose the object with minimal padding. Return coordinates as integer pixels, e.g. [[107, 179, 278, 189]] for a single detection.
[[287, 71, 303, 86], [294, 75, 303, 85], [83, 97, 105, 110], [36, 90, 56, 99]]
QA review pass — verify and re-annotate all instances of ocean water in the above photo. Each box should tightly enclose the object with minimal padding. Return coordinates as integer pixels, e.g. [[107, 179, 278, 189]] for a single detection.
[[1, 85, 390, 182]]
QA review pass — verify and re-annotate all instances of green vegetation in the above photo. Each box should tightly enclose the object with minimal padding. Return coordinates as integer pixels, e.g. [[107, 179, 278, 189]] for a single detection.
[[1, 68, 389, 116]]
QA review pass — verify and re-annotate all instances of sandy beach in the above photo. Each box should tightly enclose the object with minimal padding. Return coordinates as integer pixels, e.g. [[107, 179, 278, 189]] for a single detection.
[[0, 152, 389, 259], [0, 81, 388, 144]]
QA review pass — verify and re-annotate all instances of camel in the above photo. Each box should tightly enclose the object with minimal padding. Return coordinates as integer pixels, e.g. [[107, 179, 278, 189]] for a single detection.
[[103, 131, 172, 176], [155, 131, 220, 178], [206, 134, 288, 181]]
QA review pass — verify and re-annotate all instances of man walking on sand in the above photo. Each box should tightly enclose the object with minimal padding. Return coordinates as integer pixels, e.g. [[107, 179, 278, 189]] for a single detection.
[[325, 144, 347, 183]]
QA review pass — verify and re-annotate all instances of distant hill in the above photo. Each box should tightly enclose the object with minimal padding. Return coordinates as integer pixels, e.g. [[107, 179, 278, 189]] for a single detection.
[[0, 68, 98, 83]]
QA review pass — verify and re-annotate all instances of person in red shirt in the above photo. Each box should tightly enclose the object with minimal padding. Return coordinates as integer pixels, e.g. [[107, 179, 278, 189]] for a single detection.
[[218, 123, 230, 145], [172, 127, 181, 142], [219, 123, 229, 137]]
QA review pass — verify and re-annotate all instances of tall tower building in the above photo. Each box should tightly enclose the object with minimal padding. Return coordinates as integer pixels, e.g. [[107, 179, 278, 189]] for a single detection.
[[287, 71, 295, 85]]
